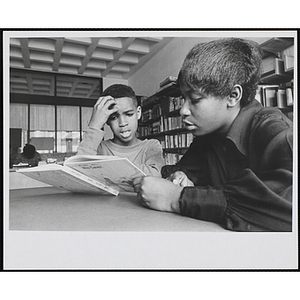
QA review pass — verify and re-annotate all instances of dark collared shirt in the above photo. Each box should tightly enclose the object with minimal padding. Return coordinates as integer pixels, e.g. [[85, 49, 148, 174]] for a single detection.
[[162, 100, 293, 231]]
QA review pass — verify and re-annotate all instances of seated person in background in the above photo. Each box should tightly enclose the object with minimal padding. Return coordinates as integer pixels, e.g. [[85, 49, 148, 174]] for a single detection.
[[134, 38, 293, 232], [77, 84, 164, 176], [14, 143, 41, 167]]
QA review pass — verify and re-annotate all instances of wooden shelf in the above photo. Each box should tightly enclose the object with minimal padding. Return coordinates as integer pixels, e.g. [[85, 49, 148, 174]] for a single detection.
[[260, 37, 294, 58], [260, 73, 293, 85], [141, 83, 181, 110], [278, 106, 293, 112], [140, 127, 187, 139]]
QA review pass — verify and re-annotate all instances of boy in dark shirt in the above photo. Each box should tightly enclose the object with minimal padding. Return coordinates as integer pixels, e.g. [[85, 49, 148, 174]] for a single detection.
[[134, 38, 293, 231]]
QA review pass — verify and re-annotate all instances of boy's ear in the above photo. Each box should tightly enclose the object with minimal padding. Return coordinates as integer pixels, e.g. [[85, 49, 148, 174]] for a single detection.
[[228, 84, 243, 108], [137, 106, 142, 120]]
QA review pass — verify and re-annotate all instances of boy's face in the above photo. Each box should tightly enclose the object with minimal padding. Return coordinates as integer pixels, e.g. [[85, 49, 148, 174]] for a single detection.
[[180, 84, 239, 137], [107, 97, 141, 146]]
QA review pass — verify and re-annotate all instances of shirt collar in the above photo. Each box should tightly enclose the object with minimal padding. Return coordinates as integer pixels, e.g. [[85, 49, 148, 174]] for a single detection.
[[226, 100, 263, 156]]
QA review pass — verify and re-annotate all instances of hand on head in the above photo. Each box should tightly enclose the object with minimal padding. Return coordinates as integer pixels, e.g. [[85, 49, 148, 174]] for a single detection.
[[88, 96, 119, 130]]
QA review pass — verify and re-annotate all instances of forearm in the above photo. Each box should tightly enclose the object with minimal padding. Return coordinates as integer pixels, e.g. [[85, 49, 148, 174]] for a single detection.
[[224, 168, 292, 231], [141, 140, 165, 176], [140, 154, 165, 177], [140, 163, 162, 177], [76, 127, 104, 155], [179, 168, 292, 232]]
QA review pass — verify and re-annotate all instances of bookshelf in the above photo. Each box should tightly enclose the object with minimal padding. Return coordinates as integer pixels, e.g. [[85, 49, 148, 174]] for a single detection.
[[138, 79, 193, 164], [257, 37, 294, 121]]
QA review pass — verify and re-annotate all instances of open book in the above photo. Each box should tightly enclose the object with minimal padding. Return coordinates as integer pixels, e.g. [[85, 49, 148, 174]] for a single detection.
[[16, 155, 146, 195]]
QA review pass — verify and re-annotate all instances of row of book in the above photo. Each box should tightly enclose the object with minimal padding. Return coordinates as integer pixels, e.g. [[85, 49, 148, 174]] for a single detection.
[[161, 96, 184, 115], [138, 115, 184, 137], [141, 95, 184, 123], [256, 84, 294, 108], [141, 104, 162, 123], [164, 153, 184, 165], [161, 132, 194, 150]]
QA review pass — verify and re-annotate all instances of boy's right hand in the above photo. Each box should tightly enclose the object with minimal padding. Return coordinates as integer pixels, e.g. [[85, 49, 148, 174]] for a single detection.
[[88, 96, 119, 130]]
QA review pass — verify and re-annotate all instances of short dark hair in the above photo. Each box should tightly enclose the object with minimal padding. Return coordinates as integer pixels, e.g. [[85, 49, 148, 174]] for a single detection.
[[101, 84, 138, 107], [23, 144, 36, 159], [178, 38, 262, 106]]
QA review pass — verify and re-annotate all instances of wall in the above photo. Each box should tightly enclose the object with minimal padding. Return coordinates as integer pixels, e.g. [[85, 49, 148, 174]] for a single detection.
[[103, 77, 128, 90], [128, 37, 212, 96], [128, 36, 271, 97]]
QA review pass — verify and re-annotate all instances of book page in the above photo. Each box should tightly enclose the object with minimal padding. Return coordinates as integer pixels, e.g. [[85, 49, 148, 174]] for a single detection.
[[66, 157, 146, 192]]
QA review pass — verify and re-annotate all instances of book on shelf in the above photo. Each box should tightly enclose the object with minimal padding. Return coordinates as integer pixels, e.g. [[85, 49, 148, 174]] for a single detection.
[[258, 84, 293, 108], [17, 155, 146, 195], [157, 81, 177, 93], [286, 88, 293, 106], [159, 76, 177, 88]]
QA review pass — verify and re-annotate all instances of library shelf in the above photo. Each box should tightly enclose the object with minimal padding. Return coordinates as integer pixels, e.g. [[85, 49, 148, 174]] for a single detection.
[[258, 37, 294, 120], [139, 81, 192, 164]]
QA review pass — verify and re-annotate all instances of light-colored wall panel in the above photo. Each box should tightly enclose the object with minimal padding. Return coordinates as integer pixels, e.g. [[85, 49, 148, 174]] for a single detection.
[[129, 36, 271, 97]]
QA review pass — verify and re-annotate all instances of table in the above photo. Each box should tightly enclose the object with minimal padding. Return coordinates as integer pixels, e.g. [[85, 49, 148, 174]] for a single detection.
[[9, 187, 225, 231]]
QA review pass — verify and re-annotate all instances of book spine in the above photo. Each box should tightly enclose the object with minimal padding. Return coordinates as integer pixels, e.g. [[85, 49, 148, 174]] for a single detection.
[[63, 166, 119, 196]]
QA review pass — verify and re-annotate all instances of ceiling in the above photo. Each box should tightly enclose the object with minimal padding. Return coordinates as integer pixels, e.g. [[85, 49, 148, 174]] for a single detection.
[[9, 36, 173, 98]]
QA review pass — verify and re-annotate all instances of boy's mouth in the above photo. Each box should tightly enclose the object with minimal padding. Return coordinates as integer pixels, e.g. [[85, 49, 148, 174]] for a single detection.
[[120, 130, 131, 138], [183, 120, 196, 130]]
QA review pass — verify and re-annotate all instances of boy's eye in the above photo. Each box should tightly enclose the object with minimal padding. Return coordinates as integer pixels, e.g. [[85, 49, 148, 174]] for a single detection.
[[109, 114, 117, 121], [190, 97, 202, 104]]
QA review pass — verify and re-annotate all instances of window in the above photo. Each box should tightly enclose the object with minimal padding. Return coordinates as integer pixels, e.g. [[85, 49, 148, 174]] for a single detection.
[[57, 106, 80, 153], [10, 70, 102, 154], [29, 104, 55, 153]]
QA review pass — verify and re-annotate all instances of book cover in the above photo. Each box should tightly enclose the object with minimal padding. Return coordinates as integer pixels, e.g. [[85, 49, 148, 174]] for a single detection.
[[64, 155, 146, 193]]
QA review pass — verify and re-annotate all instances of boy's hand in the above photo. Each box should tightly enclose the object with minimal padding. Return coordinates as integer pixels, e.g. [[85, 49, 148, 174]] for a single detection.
[[133, 176, 183, 213], [167, 171, 194, 187], [88, 96, 119, 130]]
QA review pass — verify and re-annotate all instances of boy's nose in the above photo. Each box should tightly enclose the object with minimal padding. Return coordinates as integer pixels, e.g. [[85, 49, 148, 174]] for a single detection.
[[119, 116, 128, 126], [180, 101, 190, 116]]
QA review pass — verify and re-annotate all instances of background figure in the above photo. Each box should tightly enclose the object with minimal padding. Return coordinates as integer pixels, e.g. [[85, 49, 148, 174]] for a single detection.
[[14, 144, 41, 167]]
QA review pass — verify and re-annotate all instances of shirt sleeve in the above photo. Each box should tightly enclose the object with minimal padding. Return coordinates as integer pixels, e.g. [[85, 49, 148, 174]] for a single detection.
[[178, 119, 293, 232], [76, 127, 105, 155], [140, 139, 165, 177]]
